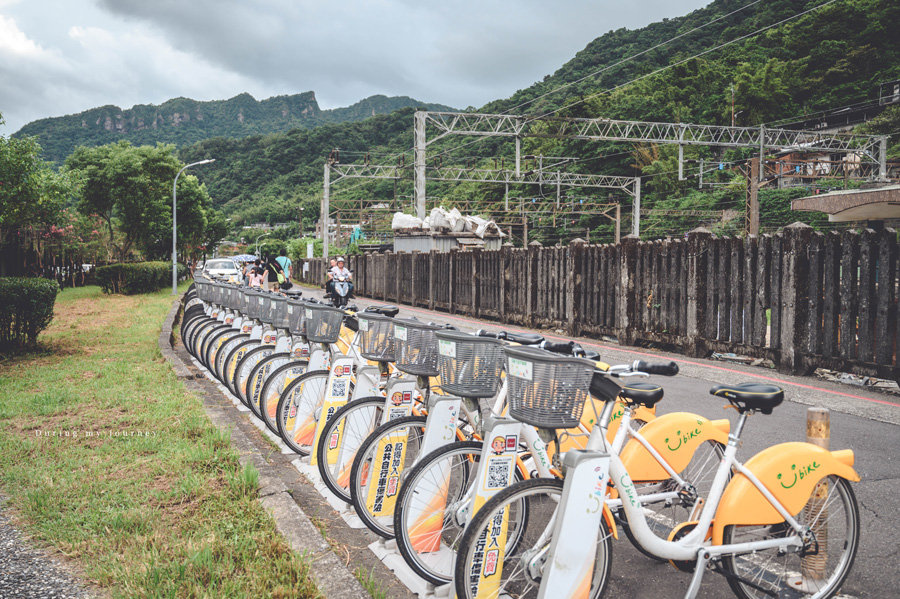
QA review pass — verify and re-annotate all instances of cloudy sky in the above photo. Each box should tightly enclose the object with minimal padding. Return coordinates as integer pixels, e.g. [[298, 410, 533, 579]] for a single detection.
[[0, 0, 710, 135]]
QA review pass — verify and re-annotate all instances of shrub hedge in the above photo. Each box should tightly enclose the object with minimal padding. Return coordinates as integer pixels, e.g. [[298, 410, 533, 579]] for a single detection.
[[96, 262, 188, 295], [0, 277, 59, 350]]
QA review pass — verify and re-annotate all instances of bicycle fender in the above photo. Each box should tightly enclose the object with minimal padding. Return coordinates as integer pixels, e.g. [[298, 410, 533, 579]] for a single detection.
[[559, 400, 658, 455], [711, 442, 859, 545], [618, 413, 730, 483], [603, 502, 618, 540]]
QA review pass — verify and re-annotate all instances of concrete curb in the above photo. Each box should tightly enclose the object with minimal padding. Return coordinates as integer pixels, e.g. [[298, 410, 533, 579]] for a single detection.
[[159, 297, 374, 599]]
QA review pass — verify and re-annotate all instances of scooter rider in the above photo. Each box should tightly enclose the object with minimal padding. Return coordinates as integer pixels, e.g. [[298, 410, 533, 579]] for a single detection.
[[329, 257, 354, 300]]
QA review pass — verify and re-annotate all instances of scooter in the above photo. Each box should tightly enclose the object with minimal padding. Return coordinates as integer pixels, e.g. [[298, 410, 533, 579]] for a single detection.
[[331, 274, 351, 308]]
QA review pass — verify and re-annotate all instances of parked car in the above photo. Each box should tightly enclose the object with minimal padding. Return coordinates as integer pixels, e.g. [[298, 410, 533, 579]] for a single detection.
[[202, 258, 241, 283]]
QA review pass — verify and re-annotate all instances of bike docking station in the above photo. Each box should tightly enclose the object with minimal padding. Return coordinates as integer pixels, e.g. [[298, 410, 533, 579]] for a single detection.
[[181, 280, 863, 599], [289, 310, 426, 533]]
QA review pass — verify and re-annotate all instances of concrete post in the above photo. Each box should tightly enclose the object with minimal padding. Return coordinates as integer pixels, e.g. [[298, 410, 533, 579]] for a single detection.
[[616, 234, 640, 346], [779, 222, 814, 375], [527, 241, 542, 328], [567, 238, 586, 336], [685, 227, 713, 357]]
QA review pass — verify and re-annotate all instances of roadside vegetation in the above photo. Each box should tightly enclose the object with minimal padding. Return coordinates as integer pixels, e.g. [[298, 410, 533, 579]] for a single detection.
[[0, 284, 321, 599]]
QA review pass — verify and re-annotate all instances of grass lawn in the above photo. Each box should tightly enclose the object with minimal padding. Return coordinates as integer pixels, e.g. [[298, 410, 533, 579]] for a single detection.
[[0, 284, 321, 599]]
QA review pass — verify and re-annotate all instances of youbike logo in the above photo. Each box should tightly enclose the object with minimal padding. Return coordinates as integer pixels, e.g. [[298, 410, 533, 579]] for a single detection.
[[777, 461, 821, 489]]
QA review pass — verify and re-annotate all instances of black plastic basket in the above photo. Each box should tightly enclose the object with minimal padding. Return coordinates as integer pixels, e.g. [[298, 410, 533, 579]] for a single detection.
[[393, 318, 443, 377], [270, 295, 289, 329], [244, 289, 266, 319], [358, 312, 395, 362], [305, 303, 345, 344], [503, 345, 596, 429], [436, 330, 505, 398], [286, 298, 307, 336]]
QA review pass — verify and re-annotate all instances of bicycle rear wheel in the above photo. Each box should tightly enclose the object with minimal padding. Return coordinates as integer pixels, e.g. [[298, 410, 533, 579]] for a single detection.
[[620, 439, 726, 561], [348, 415, 428, 538], [453, 478, 612, 599], [721, 475, 859, 599]]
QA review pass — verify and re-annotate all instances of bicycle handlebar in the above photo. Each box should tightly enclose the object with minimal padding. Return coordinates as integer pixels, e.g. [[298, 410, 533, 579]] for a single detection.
[[634, 360, 679, 376]]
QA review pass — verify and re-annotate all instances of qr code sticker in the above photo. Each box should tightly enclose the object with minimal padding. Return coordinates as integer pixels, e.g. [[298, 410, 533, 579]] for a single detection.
[[331, 378, 348, 398], [485, 456, 512, 490]]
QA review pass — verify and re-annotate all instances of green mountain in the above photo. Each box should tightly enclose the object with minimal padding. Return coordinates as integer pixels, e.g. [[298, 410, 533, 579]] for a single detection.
[[15, 92, 455, 163]]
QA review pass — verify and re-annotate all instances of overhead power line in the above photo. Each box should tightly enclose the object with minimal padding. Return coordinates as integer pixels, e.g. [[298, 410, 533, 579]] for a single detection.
[[535, 0, 841, 121]]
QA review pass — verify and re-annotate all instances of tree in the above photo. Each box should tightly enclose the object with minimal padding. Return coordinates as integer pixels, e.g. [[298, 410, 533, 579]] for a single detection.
[[65, 141, 215, 262], [0, 113, 73, 245]]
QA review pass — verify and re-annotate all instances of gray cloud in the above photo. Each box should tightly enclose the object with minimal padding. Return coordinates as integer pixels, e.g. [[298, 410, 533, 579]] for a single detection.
[[1, 0, 709, 134]]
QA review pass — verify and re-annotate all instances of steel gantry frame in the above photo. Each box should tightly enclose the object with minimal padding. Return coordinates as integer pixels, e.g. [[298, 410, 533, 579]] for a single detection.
[[322, 160, 639, 255], [413, 110, 888, 234]]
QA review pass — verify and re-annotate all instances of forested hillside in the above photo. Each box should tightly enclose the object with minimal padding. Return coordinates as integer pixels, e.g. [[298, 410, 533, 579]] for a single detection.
[[16, 93, 454, 164], [170, 0, 900, 241]]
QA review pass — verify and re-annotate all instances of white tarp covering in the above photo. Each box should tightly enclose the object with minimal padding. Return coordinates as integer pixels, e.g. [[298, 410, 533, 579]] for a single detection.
[[393, 208, 505, 237], [391, 212, 423, 230]]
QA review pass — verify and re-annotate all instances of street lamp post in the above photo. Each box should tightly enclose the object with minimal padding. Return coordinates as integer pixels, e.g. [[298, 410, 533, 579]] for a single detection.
[[173, 158, 215, 294], [255, 231, 271, 257]]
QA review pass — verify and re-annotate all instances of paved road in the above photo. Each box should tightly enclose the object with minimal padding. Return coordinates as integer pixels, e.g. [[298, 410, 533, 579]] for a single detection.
[[0, 497, 99, 599], [348, 295, 900, 599]]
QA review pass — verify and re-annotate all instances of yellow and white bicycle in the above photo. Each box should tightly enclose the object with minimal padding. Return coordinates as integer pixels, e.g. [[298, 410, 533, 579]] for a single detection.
[[453, 346, 859, 599]]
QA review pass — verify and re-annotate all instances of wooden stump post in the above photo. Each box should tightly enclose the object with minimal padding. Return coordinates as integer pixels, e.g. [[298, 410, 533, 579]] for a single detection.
[[800, 407, 830, 585]]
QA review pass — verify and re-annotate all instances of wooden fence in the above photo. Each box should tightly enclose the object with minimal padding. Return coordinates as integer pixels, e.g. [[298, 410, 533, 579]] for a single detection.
[[301, 223, 900, 382]]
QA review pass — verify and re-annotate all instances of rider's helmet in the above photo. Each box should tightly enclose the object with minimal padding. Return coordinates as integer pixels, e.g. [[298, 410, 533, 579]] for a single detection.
[[336, 256, 345, 263]]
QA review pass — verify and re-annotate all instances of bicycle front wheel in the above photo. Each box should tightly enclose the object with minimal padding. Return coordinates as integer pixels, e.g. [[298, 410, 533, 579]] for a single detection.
[[258, 359, 310, 434], [276, 370, 330, 456], [453, 478, 613, 599], [348, 415, 428, 538], [393, 440, 484, 585], [721, 475, 859, 599], [315, 396, 386, 503]]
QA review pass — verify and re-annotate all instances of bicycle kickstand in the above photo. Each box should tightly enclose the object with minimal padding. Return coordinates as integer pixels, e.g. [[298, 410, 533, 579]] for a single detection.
[[683, 548, 711, 599]]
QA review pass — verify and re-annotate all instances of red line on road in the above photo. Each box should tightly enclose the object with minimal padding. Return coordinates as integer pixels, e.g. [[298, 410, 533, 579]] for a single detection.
[[386, 302, 900, 408]]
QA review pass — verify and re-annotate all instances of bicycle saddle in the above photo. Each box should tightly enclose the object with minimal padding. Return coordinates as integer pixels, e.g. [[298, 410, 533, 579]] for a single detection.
[[620, 381, 664, 407], [364, 304, 400, 318], [709, 383, 784, 414], [504, 332, 544, 345]]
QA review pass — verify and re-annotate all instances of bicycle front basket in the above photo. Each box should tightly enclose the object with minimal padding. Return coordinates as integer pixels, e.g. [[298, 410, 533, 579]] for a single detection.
[[286, 298, 307, 336], [231, 286, 246, 311], [244, 289, 265, 319], [436, 330, 505, 399], [270, 294, 288, 329], [358, 312, 395, 362], [503, 345, 596, 429], [258, 293, 276, 325], [393, 317, 443, 377], [195, 279, 209, 302], [305, 303, 345, 344], [210, 282, 224, 305]]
